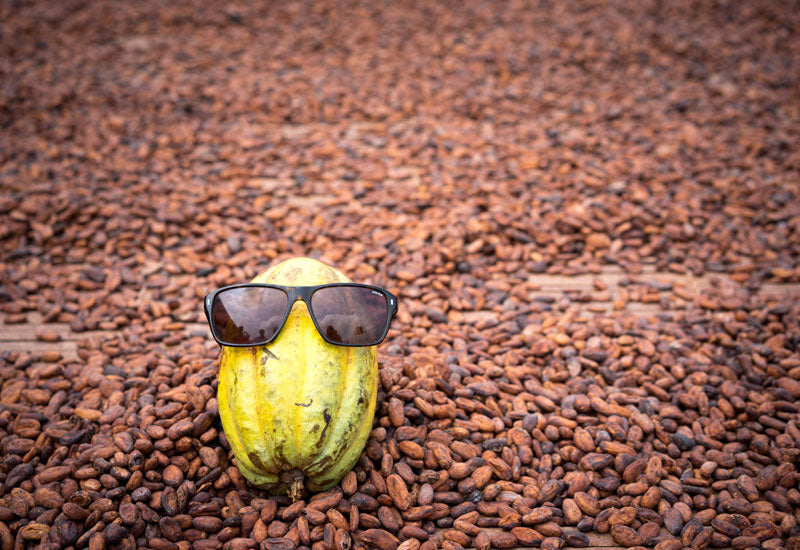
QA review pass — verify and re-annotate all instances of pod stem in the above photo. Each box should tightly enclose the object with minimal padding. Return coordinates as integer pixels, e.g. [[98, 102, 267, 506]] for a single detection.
[[281, 469, 305, 502]]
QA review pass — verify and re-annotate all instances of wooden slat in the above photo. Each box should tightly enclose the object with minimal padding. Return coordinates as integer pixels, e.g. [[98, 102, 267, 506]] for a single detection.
[[759, 283, 800, 295], [0, 340, 77, 358], [581, 532, 624, 547], [0, 323, 208, 341], [477, 527, 707, 550], [478, 527, 625, 549], [1, 265, 798, 360], [0, 324, 116, 342]]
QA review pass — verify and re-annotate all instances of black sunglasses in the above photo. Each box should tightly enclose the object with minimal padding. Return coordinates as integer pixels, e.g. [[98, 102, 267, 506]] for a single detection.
[[204, 283, 398, 347]]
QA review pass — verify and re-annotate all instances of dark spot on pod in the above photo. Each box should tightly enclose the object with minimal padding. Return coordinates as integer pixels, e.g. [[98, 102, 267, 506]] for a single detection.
[[320, 408, 331, 440]]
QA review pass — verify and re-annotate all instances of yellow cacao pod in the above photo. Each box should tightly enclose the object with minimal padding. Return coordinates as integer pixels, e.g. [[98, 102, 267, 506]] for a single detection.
[[217, 257, 378, 497]]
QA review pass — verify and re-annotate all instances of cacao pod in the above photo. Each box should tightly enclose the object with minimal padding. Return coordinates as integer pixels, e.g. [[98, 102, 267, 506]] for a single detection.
[[217, 257, 378, 498]]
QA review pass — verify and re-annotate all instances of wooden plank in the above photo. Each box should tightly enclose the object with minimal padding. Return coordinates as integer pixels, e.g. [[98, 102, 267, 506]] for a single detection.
[[0, 324, 115, 342], [760, 283, 800, 295], [2, 263, 798, 367], [0, 340, 77, 358], [580, 532, 626, 547], [0, 323, 207, 342], [0, 320, 211, 358], [6, 266, 799, 311], [477, 528, 625, 549], [474, 527, 722, 550]]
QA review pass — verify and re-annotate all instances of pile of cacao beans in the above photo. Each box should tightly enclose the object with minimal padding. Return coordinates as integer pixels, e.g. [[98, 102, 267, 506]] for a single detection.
[[1, 1, 800, 550]]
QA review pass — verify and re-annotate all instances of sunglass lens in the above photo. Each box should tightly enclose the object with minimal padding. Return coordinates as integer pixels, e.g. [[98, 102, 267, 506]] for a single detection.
[[311, 286, 389, 345], [211, 287, 288, 345]]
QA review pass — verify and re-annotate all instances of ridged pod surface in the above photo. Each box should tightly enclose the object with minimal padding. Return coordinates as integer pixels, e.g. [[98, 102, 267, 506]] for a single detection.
[[217, 257, 378, 497]]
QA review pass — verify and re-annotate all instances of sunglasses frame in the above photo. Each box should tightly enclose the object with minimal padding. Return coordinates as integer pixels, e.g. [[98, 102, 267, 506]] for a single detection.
[[204, 282, 398, 348]]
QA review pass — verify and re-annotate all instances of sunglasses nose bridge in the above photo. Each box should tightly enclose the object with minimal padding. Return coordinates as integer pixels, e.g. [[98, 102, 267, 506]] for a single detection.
[[286, 293, 313, 316], [286, 290, 310, 307], [281, 296, 323, 342]]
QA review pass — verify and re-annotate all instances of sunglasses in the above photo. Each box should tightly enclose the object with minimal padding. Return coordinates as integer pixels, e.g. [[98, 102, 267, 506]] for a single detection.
[[204, 283, 398, 347]]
